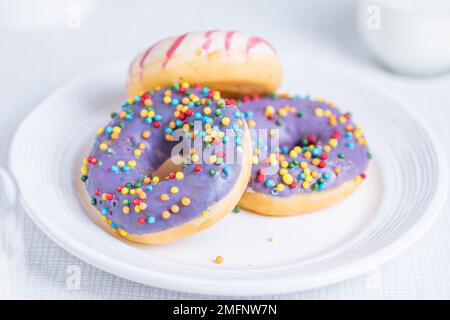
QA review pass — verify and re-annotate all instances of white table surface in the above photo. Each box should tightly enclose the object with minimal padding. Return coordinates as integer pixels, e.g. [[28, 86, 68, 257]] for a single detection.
[[1, 0, 449, 299]]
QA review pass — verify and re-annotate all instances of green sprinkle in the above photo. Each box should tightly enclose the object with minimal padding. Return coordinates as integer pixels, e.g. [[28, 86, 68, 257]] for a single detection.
[[209, 169, 217, 176], [233, 206, 241, 213], [81, 175, 88, 182]]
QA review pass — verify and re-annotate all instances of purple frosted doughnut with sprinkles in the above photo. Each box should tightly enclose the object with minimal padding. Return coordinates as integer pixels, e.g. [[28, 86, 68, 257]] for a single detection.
[[81, 83, 252, 244], [238, 93, 371, 215]]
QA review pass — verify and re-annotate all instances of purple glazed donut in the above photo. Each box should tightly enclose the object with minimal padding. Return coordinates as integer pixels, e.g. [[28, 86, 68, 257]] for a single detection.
[[237, 93, 371, 215], [80, 83, 252, 244]]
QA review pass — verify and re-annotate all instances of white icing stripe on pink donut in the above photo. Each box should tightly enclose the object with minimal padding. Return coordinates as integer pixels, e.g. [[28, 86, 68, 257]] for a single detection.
[[129, 31, 277, 80]]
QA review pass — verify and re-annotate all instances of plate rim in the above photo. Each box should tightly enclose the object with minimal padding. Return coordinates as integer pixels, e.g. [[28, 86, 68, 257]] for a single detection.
[[9, 61, 449, 296]]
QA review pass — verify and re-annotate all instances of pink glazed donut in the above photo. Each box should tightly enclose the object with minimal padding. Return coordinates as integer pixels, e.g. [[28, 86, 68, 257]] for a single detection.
[[127, 30, 283, 98]]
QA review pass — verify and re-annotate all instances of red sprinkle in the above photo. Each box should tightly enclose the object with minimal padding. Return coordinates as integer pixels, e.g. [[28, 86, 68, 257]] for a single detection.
[[194, 165, 203, 172], [137, 216, 146, 224]]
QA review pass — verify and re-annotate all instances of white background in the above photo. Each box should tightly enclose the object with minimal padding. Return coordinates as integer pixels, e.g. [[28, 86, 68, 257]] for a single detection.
[[0, 0, 449, 299]]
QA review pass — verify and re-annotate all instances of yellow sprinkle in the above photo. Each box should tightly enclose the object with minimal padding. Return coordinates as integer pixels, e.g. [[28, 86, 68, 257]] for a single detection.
[[209, 155, 217, 164], [192, 154, 200, 163], [121, 187, 129, 195], [300, 161, 308, 168], [276, 184, 285, 192], [142, 130, 150, 139], [201, 210, 209, 217], [138, 143, 146, 150], [304, 151, 312, 159], [80, 166, 88, 175], [144, 98, 152, 106], [171, 205, 180, 213], [279, 168, 288, 176], [311, 158, 320, 166], [175, 172, 184, 180], [181, 197, 191, 206], [128, 160, 136, 168], [215, 256, 224, 264], [162, 210, 171, 219], [163, 96, 171, 104], [119, 229, 128, 237], [248, 120, 255, 128], [222, 117, 230, 126], [160, 194, 169, 201], [315, 108, 324, 117], [302, 181, 310, 189], [204, 107, 211, 115], [134, 149, 142, 157], [170, 186, 179, 194], [139, 192, 147, 200], [97, 128, 104, 135], [280, 161, 289, 168], [110, 133, 119, 140], [282, 174, 293, 185], [99, 143, 108, 150], [153, 176, 160, 183], [139, 203, 147, 210], [140, 109, 148, 118], [289, 150, 298, 158], [329, 139, 338, 147]]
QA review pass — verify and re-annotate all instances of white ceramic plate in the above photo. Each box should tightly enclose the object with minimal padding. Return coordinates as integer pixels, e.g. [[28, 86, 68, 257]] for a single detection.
[[9, 61, 448, 296]]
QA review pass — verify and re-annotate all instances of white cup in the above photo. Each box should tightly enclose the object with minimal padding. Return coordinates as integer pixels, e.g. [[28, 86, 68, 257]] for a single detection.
[[357, 0, 450, 76]]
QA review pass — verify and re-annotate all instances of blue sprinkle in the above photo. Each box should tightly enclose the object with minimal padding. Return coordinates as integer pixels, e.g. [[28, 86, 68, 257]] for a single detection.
[[201, 87, 210, 95], [265, 179, 275, 188], [110, 165, 119, 173], [234, 111, 241, 119], [223, 166, 231, 174], [134, 96, 140, 103], [111, 222, 118, 229], [125, 114, 133, 121], [175, 119, 183, 127], [318, 183, 325, 191], [345, 132, 353, 138], [105, 126, 113, 134], [145, 117, 153, 124], [147, 216, 156, 224], [244, 110, 253, 118], [323, 172, 330, 180], [194, 112, 202, 120], [346, 141, 355, 149], [154, 114, 162, 121], [281, 146, 289, 154], [165, 128, 173, 134], [299, 173, 306, 180], [312, 148, 320, 157], [121, 165, 131, 172], [101, 208, 108, 215], [188, 102, 195, 108], [171, 98, 180, 106], [222, 136, 228, 143]]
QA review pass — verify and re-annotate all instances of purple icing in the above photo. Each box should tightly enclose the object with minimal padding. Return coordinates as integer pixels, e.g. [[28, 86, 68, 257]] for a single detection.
[[82, 85, 246, 235], [239, 95, 370, 197]]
